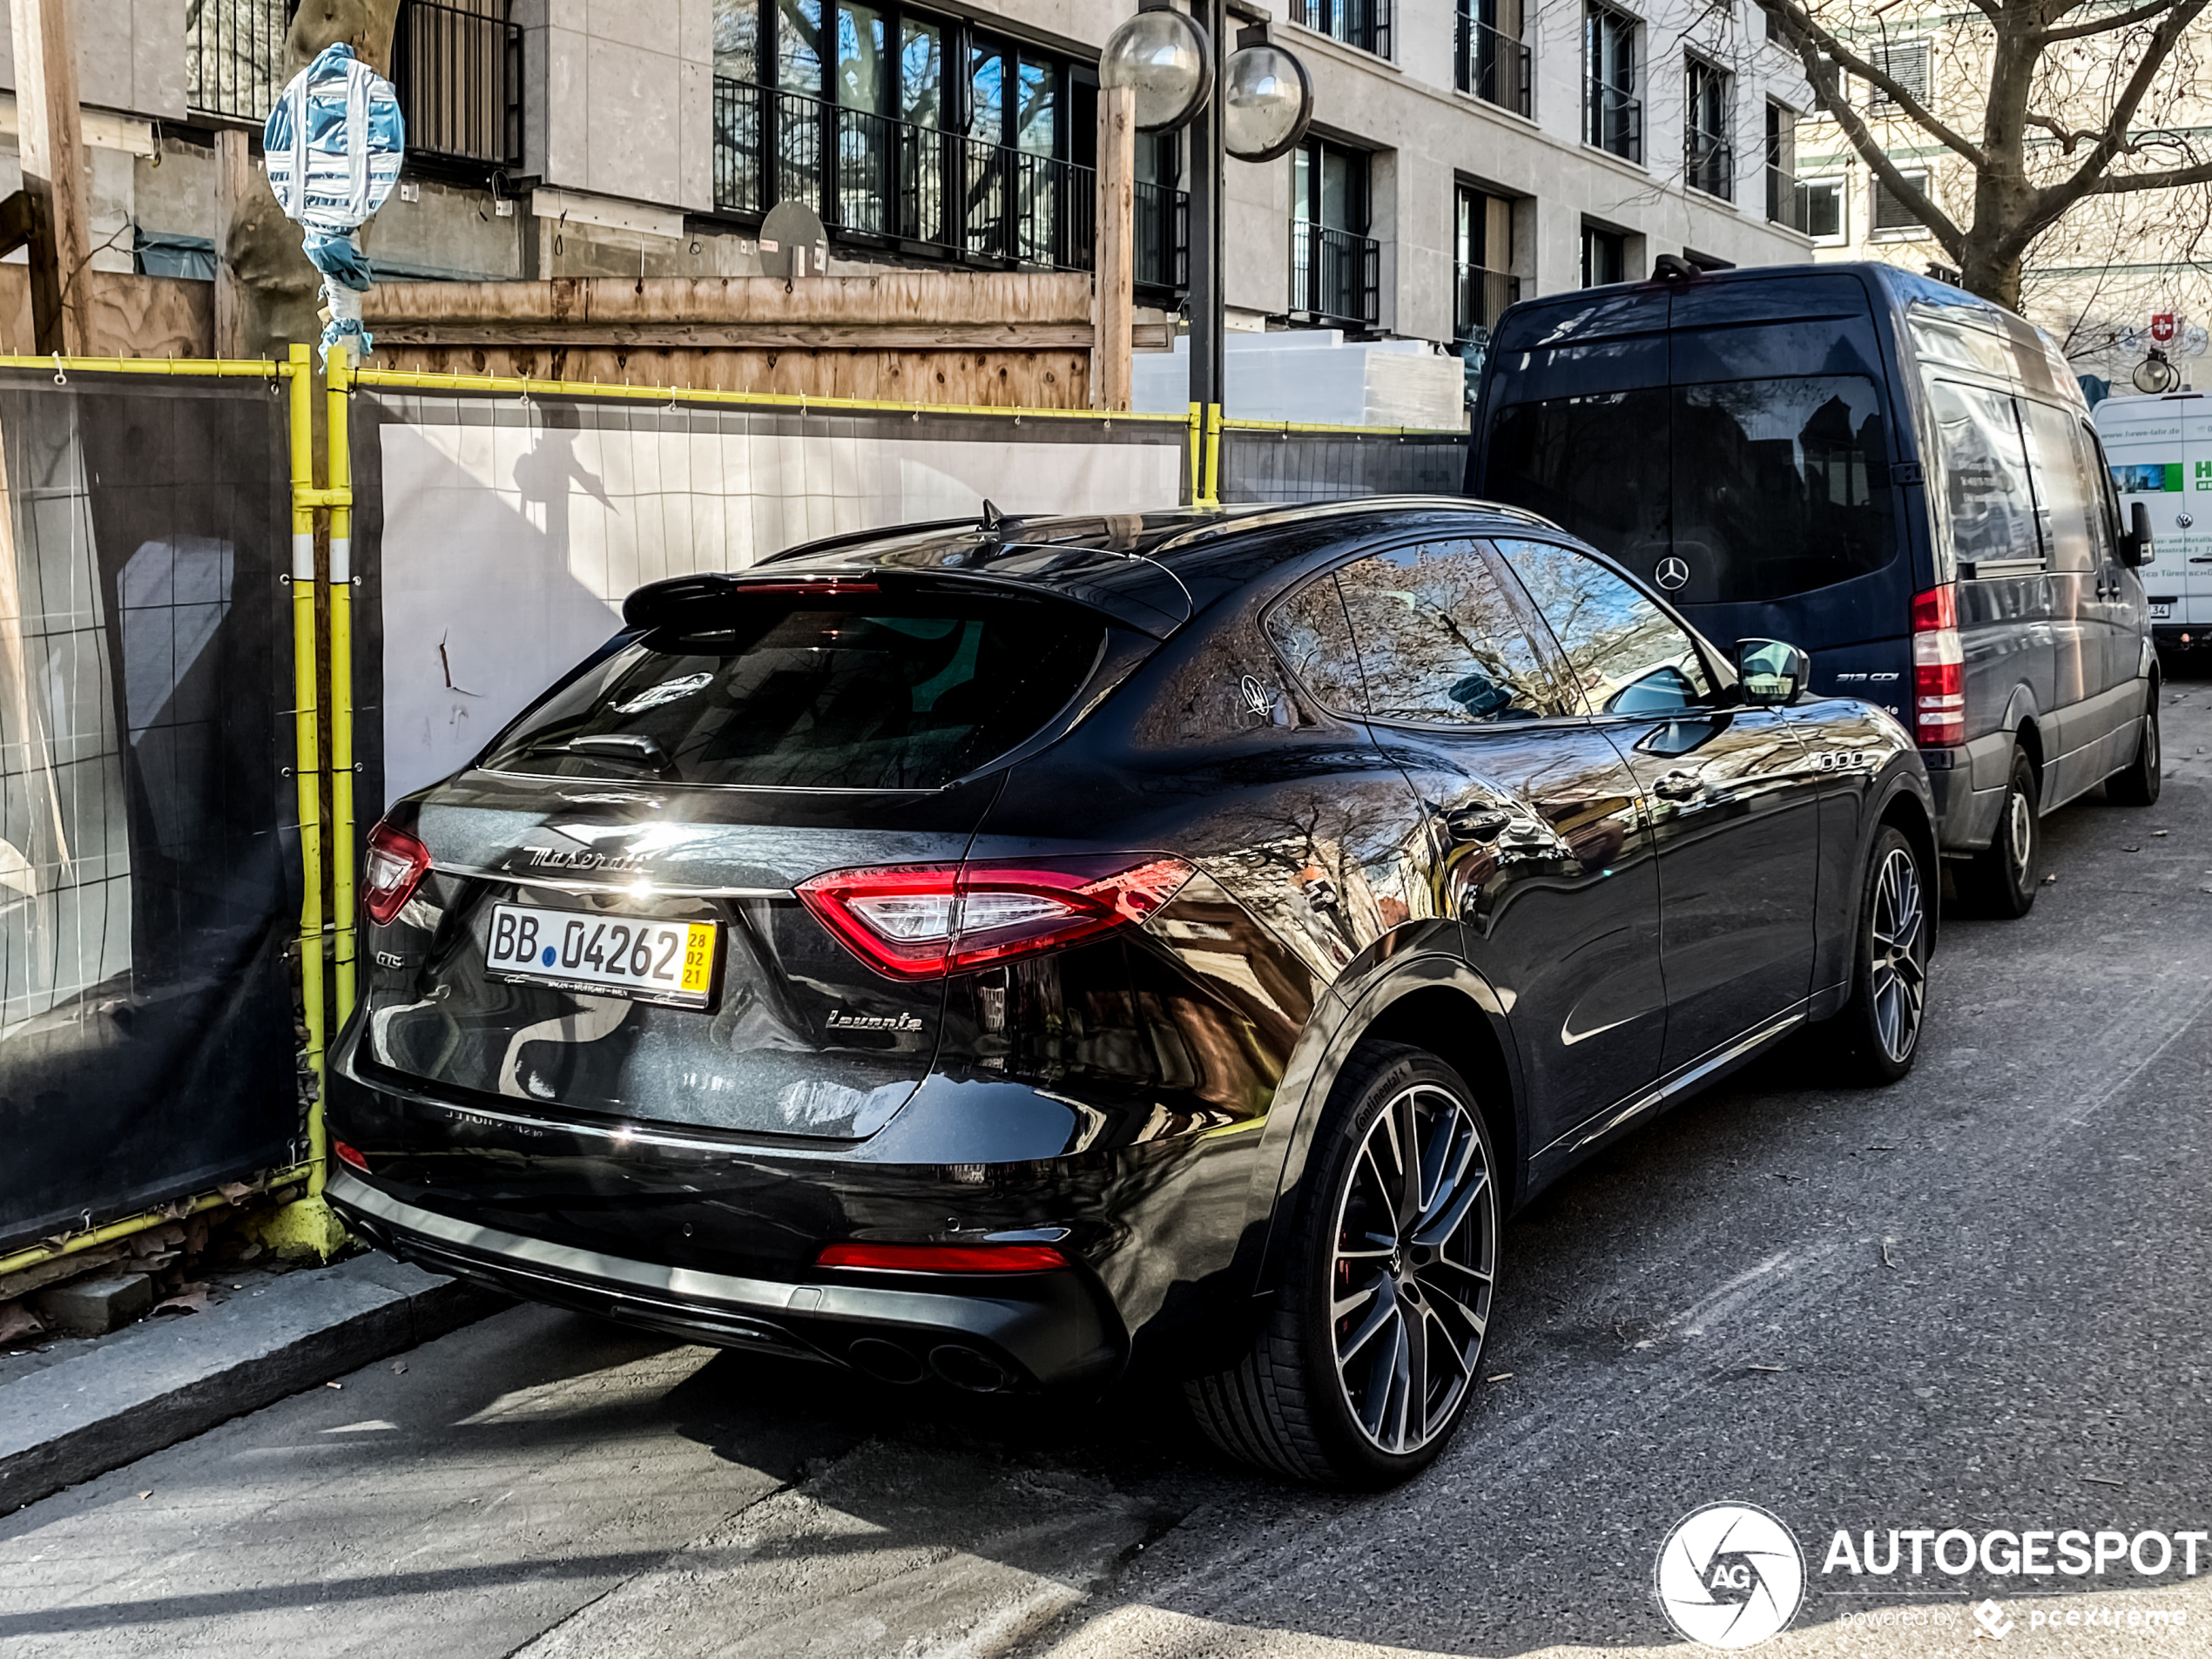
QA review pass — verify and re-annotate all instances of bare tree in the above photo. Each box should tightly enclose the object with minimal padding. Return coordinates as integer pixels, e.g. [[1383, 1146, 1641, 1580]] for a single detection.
[[1761, 0, 2212, 309]]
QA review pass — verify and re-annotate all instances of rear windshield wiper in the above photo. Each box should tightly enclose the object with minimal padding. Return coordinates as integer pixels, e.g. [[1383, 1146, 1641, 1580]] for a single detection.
[[561, 733, 674, 772]]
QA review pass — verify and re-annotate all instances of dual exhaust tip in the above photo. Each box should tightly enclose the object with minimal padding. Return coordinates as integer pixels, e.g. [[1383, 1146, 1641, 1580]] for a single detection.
[[846, 1334, 1013, 1393]]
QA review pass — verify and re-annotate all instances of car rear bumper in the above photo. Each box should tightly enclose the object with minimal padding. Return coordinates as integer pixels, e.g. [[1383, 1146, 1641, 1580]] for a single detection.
[[1923, 737, 2007, 853], [327, 1168, 1123, 1392]]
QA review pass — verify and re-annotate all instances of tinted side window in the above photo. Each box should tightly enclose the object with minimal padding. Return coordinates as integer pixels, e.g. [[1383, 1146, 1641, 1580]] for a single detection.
[[1494, 538, 1713, 715], [1265, 572, 1366, 714], [2020, 399, 2101, 573], [1331, 541, 1561, 725], [1925, 380, 2043, 571]]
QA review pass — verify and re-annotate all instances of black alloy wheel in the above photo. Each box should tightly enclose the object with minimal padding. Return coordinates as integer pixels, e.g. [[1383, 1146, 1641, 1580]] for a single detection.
[[1186, 1042, 1498, 1487], [1959, 747, 2040, 919], [2107, 692, 2162, 807], [1831, 826, 1930, 1084]]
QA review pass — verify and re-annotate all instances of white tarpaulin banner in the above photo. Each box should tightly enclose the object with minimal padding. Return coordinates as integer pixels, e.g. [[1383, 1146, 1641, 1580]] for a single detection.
[[367, 400, 1185, 804]]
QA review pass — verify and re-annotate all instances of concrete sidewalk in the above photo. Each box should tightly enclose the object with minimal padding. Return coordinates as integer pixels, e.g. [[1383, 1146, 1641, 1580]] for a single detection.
[[0, 1251, 503, 1515]]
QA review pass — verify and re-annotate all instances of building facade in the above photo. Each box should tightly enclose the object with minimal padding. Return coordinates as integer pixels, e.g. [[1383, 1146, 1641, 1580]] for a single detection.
[[7, 0, 1815, 363]]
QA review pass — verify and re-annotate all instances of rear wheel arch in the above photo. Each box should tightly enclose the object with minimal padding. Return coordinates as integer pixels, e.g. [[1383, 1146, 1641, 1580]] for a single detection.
[[1249, 959, 1523, 1298]]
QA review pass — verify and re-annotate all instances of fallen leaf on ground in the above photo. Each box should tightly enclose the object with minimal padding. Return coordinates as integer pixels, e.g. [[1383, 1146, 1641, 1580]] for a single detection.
[[0, 1302, 43, 1344], [218, 1183, 253, 1204], [391, 1360, 408, 1375], [153, 1289, 212, 1316], [138, 1492, 152, 1501]]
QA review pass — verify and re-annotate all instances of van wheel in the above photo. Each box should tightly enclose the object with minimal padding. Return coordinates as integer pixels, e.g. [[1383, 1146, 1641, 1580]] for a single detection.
[[1184, 1042, 1497, 1488], [1959, 748, 2040, 919], [1828, 827, 1930, 1084], [2107, 694, 2161, 807]]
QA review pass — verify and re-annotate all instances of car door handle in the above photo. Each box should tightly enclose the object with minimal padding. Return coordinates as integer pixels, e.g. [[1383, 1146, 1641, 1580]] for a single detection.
[[1651, 770, 1704, 801], [1444, 807, 1514, 843]]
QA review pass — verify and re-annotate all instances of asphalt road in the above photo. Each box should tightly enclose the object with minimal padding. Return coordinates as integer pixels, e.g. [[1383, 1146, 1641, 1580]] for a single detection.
[[5, 671, 2211, 1659]]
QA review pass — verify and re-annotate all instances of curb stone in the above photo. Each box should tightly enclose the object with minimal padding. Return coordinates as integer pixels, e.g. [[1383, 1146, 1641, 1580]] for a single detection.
[[0, 1251, 508, 1514]]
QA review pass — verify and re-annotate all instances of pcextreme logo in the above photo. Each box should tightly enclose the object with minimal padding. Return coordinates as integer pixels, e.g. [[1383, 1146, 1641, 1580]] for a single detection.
[[1655, 1503, 1808, 1649]]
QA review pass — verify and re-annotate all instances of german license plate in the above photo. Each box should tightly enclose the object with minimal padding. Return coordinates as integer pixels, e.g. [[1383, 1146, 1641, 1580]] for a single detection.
[[486, 903, 718, 1007], [2150, 602, 2173, 619]]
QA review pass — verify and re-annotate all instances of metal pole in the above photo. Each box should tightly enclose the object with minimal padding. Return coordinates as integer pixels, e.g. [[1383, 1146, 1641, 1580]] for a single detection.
[[1187, 0, 1226, 503]]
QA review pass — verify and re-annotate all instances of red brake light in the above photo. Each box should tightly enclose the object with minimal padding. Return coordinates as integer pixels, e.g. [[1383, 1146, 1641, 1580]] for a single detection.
[[795, 854, 1195, 981], [815, 1241, 1069, 1273], [362, 820, 433, 925], [332, 1140, 370, 1174], [1911, 584, 1965, 747]]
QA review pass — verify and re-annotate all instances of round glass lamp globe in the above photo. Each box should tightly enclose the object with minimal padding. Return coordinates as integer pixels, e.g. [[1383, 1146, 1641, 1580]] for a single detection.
[[1223, 42, 1312, 162], [1101, 10, 1211, 132]]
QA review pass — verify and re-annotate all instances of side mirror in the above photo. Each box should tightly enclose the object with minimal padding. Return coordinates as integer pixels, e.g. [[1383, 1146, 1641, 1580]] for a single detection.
[[1736, 638, 1809, 705], [2122, 500, 2156, 568]]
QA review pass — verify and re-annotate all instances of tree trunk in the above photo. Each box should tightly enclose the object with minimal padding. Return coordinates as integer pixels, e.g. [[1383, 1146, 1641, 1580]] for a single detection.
[[225, 0, 404, 360]]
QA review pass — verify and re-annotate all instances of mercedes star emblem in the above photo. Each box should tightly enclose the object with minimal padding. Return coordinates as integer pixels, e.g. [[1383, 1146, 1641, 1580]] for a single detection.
[[1655, 556, 1691, 591]]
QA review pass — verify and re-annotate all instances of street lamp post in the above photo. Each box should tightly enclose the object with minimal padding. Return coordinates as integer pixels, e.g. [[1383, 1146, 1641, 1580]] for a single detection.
[[1103, 2, 1312, 506]]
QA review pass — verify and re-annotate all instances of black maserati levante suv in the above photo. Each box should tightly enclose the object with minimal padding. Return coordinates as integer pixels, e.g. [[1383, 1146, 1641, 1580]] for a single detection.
[[326, 499, 1935, 1487]]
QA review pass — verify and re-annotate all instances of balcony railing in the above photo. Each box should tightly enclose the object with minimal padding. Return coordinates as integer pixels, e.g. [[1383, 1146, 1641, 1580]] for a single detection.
[[1455, 15, 1531, 118], [1588, 84, 1642, 162], [1292, 0, 1392, 57], [1291, 221, 1380, 327], [392, 0, 523, 170], [714, 78, 1188, 288], [185, 0, 288, 123], [1766, 165, 1810, 230], [1454, 263, 1519, 342], [1686, 134, 1734, 200]]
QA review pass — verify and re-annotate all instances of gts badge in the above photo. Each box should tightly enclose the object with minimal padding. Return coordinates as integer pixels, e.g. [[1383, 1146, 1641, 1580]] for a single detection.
[[825, 1008, 924, 1033]]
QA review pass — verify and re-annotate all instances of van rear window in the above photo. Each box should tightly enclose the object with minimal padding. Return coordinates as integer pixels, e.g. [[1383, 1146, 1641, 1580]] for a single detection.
[[482, 590, 1104, 790], [1483, 374, 1898, 604]]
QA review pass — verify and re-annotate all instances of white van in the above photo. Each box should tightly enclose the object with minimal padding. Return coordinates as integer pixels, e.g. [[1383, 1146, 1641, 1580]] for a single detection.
[[2094, 391, 2207, 649]]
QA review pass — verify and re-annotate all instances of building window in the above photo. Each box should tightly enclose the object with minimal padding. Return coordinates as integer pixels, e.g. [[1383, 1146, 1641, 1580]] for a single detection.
[[386, 0, 523, 171], [1803, 177, 1844, 242], [1765, 102, 1806, 229], [1456, 0, 1530, 118], [1684, 57, 1733, 200], [1871, 167, 1929, 236], [1868, 39, 1930, 106], [1291, 137, 1379, 326], [1455, 185, 1519, 341], [1585, 3, 1641, 163], [709, 1, 1189, 291], [1582, 223, 1627, 287], [1292, 0, 1392, 57]]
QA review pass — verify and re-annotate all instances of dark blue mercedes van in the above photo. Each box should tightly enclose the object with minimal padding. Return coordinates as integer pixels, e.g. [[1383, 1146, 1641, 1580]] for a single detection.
[[1466, 262, 2161, 917]]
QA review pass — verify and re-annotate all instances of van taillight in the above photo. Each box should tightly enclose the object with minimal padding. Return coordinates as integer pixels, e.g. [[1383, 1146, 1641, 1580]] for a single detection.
[[1912, 585, 1965, 746], [797, 855, 1195, 981], [362, 820, 433, 925]]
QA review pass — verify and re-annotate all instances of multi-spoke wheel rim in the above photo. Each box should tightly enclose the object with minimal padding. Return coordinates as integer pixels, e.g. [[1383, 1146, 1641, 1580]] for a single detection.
[[2006, 788, 2033, 887], [1328, 1082, 1495, 1457], [1868, 846, 1927, 1065]]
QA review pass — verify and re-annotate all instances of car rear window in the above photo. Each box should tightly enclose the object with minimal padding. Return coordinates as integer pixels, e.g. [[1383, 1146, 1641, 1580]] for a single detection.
[[482, 588, 1105, 789]]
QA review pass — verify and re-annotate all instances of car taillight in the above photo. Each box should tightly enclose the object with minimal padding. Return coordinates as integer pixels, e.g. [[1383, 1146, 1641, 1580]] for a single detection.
[[795, 854, 1195, 981], [1912, 584, 1965, 746], [814, 1241, 1069, 1272], [332, 1140, 371, 1174], [362, 820, 433, 926]]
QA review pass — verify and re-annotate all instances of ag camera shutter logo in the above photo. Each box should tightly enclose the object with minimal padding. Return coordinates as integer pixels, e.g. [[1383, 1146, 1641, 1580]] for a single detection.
[[1655, 1502, 1807, 1649]]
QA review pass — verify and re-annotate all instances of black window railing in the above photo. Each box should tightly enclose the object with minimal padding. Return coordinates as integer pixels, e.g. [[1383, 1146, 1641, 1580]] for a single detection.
[[1766, 165, 1809, 230], [1292, 0, 1392, 57], [1588, 83, 1642, 161], [391, 0, 524, 169], [1454, 263, 1519, 342], [1686, 134, 1733, 199], [1455, 14, 1531, 117], [714, 77, 1189, 289], [1290, 221, 1380, 327], [185, 0, 289, 123]]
